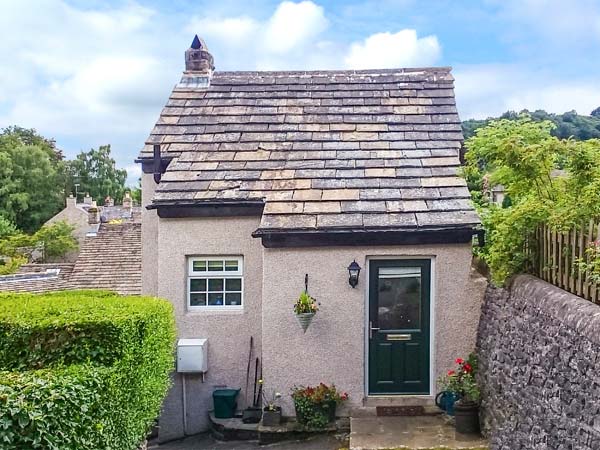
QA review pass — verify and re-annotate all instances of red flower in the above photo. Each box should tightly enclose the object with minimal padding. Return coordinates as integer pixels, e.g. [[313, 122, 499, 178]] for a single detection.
[[455, 358, 464, 365], [447, 370, 456, 376], [463, 363, 472, 373]]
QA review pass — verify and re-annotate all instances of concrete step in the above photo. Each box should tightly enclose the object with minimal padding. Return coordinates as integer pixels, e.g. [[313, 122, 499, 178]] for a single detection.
[[351, 405, 442, 417], [363, 396, 436, 407], [349, 415, 488, 450]]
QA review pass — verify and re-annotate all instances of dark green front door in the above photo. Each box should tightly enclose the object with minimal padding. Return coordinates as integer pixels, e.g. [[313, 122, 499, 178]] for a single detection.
[[368, 259, 431, 394]]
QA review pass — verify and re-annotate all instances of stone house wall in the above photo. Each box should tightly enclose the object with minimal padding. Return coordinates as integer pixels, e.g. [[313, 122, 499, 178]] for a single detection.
[[477, 274, 600, 449]]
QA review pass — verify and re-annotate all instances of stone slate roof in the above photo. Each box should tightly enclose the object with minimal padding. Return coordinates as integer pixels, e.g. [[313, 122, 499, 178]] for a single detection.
[[0, 224, 141, 296], [69, 222, 141, 295], [139, 68, 479, 234], [0, 264, 73, 293]]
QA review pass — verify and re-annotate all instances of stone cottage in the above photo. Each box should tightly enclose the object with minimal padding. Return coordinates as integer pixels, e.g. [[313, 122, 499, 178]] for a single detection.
[[138, 36, 486, 441]]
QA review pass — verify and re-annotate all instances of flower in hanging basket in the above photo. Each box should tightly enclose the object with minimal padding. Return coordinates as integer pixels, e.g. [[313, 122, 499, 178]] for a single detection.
[[294, 291, 318, 332]]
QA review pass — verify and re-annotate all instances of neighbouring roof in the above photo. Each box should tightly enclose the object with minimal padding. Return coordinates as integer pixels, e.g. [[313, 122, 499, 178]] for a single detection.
[[0, 264, 73, 293], [0, 223, 141, 296], [139, 66, 479, 236], [69, 222, 141, 295]]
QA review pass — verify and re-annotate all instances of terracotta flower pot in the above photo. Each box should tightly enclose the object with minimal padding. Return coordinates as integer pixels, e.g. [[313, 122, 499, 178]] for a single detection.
[[295, 312, 315, 332]]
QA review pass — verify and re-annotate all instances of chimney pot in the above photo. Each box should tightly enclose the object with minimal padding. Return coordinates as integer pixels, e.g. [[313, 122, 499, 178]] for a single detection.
[[123, 192, 132, 209], [185, 35, 214, 73], [88, 201, 99, 225]]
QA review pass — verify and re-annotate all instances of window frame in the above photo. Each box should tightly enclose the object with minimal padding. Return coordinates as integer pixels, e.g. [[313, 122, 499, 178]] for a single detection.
[[187, 256, 244, 311]]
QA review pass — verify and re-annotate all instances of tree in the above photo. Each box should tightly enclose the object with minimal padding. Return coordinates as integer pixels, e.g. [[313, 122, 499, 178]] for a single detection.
[[0, 216, 17, 240], [0, 221, 78, 274], [462, 109, 600, 140], [0, 127, 67, 233], [130, 178, 142, 205], [463, 115, 600, 284], [67, 145, 127, 205]]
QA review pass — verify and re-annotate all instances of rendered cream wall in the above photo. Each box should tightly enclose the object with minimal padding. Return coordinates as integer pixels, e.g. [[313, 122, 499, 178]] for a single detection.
[[141, 173, 158, 296], [156, 216, 263, 441], [261, 243, 486, 415]]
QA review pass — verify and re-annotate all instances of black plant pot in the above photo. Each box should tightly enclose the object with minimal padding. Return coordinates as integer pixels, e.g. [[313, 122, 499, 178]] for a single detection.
[[242, 407, 262, 424], [454, 401, 480, 434], [262, 407, 282, 427]]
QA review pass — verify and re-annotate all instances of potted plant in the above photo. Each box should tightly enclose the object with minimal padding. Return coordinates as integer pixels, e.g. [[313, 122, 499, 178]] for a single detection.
[[439, 354, 481, 434], [261, 386, 282, 427], [294, 291, 318, 333], [291, 383, 348, 429]]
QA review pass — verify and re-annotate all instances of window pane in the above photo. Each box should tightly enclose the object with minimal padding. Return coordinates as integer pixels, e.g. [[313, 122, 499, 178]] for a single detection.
[[208, 292, 224, 306], [208, 260, 224, 271], [192, 260, 207, 272], [190, 293, 207, 306], [225, 260, 239, 271], [208, 278, 224, 291], [225, 293, 242, 306], [225, 278, 242, 291], [377, 267, 422, 330], [190, 278, 206, 292]]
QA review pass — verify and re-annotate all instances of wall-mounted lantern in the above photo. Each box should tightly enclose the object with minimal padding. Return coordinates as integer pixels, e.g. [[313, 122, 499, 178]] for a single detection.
[[348, 260, 361, 288]]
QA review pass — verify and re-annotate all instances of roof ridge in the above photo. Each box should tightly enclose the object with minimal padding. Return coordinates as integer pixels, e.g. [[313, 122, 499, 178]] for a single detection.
[[213, 67, 453, 77]]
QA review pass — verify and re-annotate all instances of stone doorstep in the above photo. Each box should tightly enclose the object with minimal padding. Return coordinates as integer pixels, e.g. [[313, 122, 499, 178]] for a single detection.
[[209, 413, 350, 445], [364, 396, 437, 407], [349, 416, 488, 450]]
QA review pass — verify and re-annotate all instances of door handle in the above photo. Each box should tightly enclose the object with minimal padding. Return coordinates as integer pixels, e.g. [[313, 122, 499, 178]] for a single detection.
[[369, 321, 380, 339]]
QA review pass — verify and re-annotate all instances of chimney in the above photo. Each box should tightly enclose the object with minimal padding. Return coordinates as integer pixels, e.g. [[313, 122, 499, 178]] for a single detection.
[[66, 194, 76, 208], [104, 196, 114, 207], [83, 193, 92, 205], [88, 201, 99, 224], [179, 35, 213, 88], [123, 191, 132, 209]]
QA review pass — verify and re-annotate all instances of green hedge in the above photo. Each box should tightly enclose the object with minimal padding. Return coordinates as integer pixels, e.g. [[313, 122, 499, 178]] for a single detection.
[[0, 290, 176, 450]]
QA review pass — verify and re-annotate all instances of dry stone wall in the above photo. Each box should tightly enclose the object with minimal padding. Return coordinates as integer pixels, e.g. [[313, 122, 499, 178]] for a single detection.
[[477, 274, 600, 450]]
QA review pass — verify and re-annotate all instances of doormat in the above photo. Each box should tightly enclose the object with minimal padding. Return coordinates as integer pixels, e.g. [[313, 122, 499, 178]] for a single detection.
[[376, 406, 424, 416]]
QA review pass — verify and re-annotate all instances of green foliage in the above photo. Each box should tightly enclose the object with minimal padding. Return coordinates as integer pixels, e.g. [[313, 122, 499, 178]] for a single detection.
[[130, 179, 142, 206], [33, 220, 78, 261], [0, 221, 78, 274], [464, 115, 600, 284], [0, 216, 17, 239], [463, 109, 600, 141], [0, 127, 67, 232], [0, 291, 176, 450], [67, 145, 128, 206], [291, 384, 348, 429], [438, 354, 480, 404], [293, 291, 319, 314]]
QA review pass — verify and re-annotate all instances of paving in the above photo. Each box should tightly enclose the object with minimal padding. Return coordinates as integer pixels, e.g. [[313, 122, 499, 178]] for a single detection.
[[349, 415, 488, 450], [149, 433, 345, 450]]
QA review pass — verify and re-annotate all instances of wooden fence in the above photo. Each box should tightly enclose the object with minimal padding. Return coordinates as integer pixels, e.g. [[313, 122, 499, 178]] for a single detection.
[[531, 221, 600, 304]]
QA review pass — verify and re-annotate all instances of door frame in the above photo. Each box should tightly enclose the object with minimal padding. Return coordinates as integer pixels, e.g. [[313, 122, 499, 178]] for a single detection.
[[364, 255, 436, 397]]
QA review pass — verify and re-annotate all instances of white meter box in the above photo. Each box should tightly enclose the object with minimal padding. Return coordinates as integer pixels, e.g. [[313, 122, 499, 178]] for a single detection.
[[177, 338, 208, 373]]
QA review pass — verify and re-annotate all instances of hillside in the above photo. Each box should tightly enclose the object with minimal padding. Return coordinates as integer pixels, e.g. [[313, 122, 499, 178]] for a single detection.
[[462, 109, 600, 140]]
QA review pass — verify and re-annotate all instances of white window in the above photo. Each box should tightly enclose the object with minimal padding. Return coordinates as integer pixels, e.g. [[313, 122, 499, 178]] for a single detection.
[[187, 257, 243, 310]]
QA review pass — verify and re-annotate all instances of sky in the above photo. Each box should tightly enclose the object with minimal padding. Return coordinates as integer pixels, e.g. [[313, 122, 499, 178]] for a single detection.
[[1, 0, 600, 184]]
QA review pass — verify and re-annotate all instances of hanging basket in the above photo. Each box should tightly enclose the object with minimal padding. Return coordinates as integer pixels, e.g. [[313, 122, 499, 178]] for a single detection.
[[296, 312, 315, 333]]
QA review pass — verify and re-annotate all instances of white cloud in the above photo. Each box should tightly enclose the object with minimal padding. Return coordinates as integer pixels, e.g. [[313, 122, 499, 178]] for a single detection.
[[344, 30, 441, 69], [454, 64, 600, 119], [0, 0, 183, 174], [263, 1, 328, 53]]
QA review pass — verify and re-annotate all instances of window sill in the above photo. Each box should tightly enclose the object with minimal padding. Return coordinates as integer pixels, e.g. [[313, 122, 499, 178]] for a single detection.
[[185, 306, 245, 316]]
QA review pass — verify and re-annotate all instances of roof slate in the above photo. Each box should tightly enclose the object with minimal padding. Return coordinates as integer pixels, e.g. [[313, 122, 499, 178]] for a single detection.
[[139, 68, 479, 233]]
